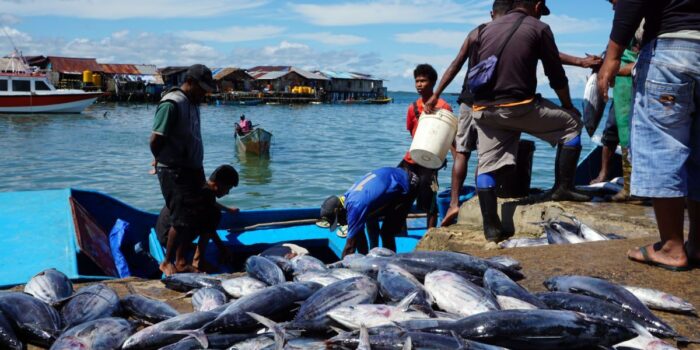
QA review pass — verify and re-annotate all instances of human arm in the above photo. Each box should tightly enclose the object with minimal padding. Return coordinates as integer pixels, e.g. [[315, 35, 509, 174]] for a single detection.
[[424, 28, 479, 114], [539, 26, 570, 97], [559, 52, 603, 69], [554, 86, 580, 118], [618, 62, 635, 76], [150, 102, 176, 159], [596, 40, 627, 101], [216, 202, 240, 215]]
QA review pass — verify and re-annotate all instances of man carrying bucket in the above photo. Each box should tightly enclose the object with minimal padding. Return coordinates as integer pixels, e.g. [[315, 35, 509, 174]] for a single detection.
[[399, 64, 453, 230], [468, 0, 590, 242], [319, 167, 420, 257]]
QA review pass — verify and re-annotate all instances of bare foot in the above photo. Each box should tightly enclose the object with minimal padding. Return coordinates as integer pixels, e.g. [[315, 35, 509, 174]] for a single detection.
[[440, 206, 460, 227], [159, 262, 177, 276], [627, 242, 689, 270], [175, 264, 201, 273], [589, 174, 607, 185]]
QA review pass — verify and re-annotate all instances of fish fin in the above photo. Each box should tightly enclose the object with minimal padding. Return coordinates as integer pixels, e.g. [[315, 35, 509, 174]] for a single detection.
[[397, 291, 419, 312], [402, 336, 412, 350], [359, 324, 370, 348], [631, 321, 653, 338], [450, 331, 469, 349], [161, 330, 209, 348], [329, 326, 346, 334], [246, 312, 286, 350]]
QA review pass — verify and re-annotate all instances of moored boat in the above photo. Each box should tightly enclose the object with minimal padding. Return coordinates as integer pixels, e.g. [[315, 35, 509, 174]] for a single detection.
[[369, 97, 393, 104], [236, 128, 273, 155], [0, 73, 102, 114]]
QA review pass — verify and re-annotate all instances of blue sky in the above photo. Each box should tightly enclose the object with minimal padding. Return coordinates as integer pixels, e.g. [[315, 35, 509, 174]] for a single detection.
[[0, 0, 615, 96]]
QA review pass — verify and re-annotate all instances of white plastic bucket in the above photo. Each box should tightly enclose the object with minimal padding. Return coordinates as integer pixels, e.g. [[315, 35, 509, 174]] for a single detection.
[[409, 109, 458, 169]]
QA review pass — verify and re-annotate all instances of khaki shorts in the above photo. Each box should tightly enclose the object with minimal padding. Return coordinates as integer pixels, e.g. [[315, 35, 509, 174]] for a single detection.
[[473, 98, 582, 174], [455, 103, 478, 153]]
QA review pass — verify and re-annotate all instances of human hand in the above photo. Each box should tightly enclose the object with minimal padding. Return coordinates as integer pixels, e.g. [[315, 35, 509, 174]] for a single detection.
[[423, 95, 439, 114], [597, 57, 621, 102], [148, 159, 156, 175], [581, 54, 603, 69]]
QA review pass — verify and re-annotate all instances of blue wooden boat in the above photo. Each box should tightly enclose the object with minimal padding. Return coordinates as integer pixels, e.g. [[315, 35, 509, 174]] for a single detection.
[[0, 188, 477, 287]]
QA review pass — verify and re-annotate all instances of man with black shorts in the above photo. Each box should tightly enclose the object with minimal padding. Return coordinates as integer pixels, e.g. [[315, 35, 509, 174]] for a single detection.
[[150, 64, 215, 275]]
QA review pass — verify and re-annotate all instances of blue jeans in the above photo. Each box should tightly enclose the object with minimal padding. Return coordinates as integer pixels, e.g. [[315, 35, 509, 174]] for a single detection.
[[631, 38, 700, 200]]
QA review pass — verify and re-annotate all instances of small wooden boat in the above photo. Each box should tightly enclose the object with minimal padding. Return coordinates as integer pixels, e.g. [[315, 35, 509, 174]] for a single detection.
[[369, 97, 393, 104], [236, 128, 272, 155]]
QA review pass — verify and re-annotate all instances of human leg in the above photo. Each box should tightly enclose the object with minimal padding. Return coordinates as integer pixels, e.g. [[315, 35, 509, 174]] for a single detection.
[[366, 220, 380, 249], [341, 231, 369, 258], [627, 38, 699, 270], [160, 226, 179, 276], [443, 104, 478, 226], [592, 112, 620, 184]]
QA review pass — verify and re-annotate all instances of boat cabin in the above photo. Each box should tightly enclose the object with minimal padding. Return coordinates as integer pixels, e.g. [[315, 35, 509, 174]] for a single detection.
[[0, 74, 56, 95]]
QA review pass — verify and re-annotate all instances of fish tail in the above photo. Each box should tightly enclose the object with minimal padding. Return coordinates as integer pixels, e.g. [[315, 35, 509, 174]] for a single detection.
[[162, 330, 209, 348]]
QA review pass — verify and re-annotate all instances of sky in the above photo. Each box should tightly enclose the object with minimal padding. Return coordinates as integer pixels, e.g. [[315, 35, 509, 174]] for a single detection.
[[0, 0, 616, 96]]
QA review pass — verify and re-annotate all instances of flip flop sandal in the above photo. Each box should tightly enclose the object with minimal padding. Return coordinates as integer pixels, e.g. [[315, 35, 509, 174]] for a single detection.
[[336, 225, 348, 238], [629, 246, 692, 272]]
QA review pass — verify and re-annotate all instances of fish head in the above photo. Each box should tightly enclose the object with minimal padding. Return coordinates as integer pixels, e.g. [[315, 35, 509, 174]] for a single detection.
[[51, 336, 88, 350], [542, 276, 562, 291]]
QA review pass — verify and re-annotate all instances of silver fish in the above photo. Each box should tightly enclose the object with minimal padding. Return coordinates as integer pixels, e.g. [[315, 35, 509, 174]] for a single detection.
[[61, 284, 120, 329], [293, 271, 341, 287], [50, 317, 133, 350], [291, 255, 328, 275], [192, 288, 228, 312], [121, 294, 179, 324], [246, 256, 286, 286], [328, 293, 430, 329], [583, 72, 606, 137], [122, 311, 217, 349], [162, 273, 223, 292], [623, 285, 696, 315], [498, 237, 549, 248], [24, 268, 73, 305], [563, 214, 610, 241], [222, 276, 268, 299], [483, 268, 546, 308], [0, 292, 62, 347], [424, 270, 500, 317]]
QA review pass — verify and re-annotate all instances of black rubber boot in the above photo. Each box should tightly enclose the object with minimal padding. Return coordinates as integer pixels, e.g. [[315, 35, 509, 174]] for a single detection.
[[550, 145, 591, 202], [477, 188, 506, 242]]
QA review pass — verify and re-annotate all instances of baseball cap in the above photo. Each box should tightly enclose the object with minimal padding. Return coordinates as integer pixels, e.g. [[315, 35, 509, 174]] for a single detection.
[[185, 64, 215, 92], [515, 0, 550, 16], [320, 195, 342, 231]]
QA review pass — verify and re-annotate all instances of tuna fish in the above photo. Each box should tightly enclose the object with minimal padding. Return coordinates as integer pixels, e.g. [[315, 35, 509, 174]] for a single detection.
[[544, 221, 586, 244], [122, 311, 218, 349], [0, 292, 62, 347], [341, 255, 483, 285], [398, 250, 524, 280], [622, 285, 696, 315], [293, 271, 341, 286], [291, 255, 328, 275], [544, 275, 677, 336], [368, 247, 396, 257], [377, 263, 433, 314], [121, 294, 180, 324], [436, 309, 637, 349], [162, 273, 223, 292], [246, 256, 286, 286], [615, 324, 680, 350], [424, 270, 500, 317], [328, 293, 430, 329], [498, 237, 549, 249], [583, 72, 606, 137], [327, 326, 503, 350], [50, 317, 133, 350], [23, 268, 74, 305], [0, 310, 22, 350], [483, 268, 546, 308], [192, 287, 228, 312], [290, 276, 378, 331], [265, 255, 295, 278], [563, 214, 610, 241], [61, 284, 120, 329], [222, 276, 268, 299], [328, 268, 365, 280], [204, 281, 322, 333], [538, 292, 677, 338], [486, 256, 522, 270]]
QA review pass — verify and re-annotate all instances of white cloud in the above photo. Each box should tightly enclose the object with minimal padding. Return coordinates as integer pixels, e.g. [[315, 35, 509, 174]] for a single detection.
[[181, 26, 286, 43], [543, 15, 606, 35], [0, 13, 20, 25], [292, 32, 368, 46], [291, 0, 490, 26], [395, 30, 468, 49], [0, 0, 267, 19]]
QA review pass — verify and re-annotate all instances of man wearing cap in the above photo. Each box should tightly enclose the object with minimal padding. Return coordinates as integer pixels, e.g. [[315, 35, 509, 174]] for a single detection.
[[467, 0, 590, 242], [320, 167, 419, 257], [150, 64, 215, 275]]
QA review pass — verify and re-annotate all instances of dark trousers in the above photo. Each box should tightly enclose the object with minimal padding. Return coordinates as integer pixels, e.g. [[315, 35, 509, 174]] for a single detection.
[[340, 201, 410, 257]]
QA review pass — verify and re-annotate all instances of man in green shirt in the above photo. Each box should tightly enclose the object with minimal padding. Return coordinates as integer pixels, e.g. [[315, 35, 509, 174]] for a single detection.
[[150, 64, 215, 276]]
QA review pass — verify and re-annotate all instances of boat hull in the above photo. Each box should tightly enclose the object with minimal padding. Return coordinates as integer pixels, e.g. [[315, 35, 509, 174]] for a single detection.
[[0, 92, 102, 113], [237, 128, 272, 155]]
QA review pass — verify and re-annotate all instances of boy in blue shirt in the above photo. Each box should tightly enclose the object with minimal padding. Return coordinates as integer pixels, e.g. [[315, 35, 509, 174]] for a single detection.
[[320, 167, 419, 257]]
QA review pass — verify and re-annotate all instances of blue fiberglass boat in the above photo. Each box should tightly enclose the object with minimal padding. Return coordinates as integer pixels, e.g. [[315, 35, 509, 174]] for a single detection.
[[0, 188, 475, 287]]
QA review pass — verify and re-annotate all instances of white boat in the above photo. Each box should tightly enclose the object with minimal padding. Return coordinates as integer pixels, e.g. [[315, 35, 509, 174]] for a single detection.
[[0, 73, 102, 114]]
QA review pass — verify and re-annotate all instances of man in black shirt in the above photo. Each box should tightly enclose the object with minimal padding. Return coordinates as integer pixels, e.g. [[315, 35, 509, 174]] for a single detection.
[[598, 0, 700, 271]]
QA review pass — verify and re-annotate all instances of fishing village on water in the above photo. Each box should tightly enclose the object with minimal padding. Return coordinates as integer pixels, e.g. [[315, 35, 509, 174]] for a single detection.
[[1, 0, 699, 349]]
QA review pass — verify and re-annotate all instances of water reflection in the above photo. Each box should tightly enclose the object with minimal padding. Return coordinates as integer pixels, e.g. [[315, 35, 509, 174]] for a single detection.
[[236, 152, 272, 185]]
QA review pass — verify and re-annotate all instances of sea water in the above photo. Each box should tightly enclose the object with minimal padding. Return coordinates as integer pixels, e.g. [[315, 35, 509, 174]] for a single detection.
[[0, 91, 603, 212]]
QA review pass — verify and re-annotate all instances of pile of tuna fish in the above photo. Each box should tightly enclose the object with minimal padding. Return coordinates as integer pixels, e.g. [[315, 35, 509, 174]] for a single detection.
[[1, 247, 697, 350], [499, 213, 625, 248]]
